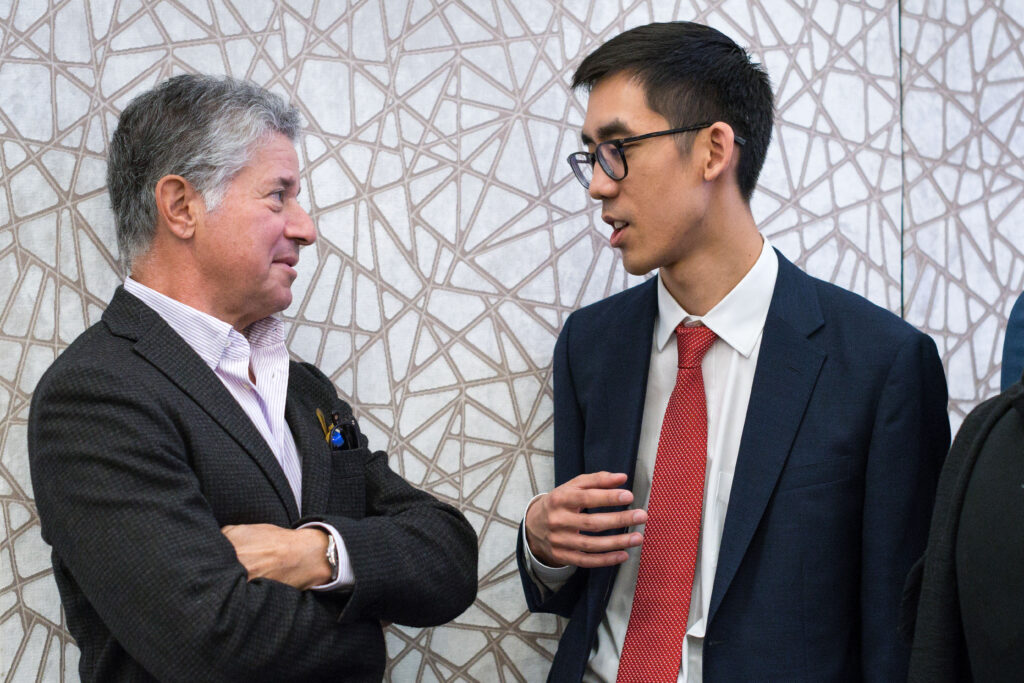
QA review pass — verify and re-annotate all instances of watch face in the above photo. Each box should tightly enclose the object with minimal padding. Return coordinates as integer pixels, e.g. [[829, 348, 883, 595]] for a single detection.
[[326, 534, 339, 581]]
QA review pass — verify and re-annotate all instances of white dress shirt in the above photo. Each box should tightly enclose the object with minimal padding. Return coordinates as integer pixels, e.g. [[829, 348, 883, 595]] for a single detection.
[[124, 277, 354, 590], [523, 238, 779, 681]]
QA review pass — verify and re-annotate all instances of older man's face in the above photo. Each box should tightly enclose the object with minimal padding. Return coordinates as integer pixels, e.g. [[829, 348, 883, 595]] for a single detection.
[[194, 132, 315, 330]]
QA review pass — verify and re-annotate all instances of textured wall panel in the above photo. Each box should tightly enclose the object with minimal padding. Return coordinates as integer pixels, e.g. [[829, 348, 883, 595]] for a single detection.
[[0, 1, 1018, 681], [901, 0, 1024, 429]]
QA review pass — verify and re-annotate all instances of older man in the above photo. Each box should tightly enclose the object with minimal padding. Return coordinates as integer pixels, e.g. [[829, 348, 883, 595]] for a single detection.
[[28, 75, 477, 682]]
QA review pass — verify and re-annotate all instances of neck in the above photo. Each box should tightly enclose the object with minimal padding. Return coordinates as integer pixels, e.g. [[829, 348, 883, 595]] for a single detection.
[[659, 202, 762, 316], [131, 251, 251, 331]]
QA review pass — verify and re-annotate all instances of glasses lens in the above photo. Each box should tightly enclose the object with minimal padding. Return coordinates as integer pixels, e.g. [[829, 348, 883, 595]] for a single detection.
[[568, 153, 594, 188], [596, 143, 625, 180]]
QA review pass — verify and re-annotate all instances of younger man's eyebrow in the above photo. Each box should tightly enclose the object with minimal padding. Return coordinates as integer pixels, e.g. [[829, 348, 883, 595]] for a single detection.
[[581, 119, 635, 146]]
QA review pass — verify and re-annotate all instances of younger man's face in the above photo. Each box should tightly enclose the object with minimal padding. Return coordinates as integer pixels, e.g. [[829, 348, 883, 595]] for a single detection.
[[580, 72, 713, 276]]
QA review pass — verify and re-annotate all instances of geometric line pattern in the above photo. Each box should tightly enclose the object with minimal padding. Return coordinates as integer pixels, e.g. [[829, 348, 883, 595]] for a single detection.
[[901, 1, 1024, 430], [0, 1, 1019, 680]]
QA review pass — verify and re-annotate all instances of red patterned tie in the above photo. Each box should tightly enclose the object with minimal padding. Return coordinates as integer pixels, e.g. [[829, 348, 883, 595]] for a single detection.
[[617, 324, 717, 683]]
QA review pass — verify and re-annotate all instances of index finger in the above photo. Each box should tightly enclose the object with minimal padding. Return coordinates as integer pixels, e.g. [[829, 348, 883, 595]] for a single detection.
[[554, 485, 635, 512], [567, 471, 629, 490]]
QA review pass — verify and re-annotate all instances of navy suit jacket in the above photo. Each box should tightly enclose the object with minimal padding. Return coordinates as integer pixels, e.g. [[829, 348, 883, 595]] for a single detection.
[[1001, 291, 1024, 391], [518, 251, 950, 681]]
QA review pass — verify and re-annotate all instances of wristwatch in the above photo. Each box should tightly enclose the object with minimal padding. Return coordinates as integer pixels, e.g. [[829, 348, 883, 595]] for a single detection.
[[325, 533, 339, 582]]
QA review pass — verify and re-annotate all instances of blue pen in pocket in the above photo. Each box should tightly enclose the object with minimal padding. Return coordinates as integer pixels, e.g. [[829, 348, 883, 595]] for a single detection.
[[328, 411, 361, 450]]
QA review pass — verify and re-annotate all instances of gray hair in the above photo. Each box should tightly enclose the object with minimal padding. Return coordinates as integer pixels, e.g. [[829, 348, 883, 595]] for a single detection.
[[107, 74, 302, 268]]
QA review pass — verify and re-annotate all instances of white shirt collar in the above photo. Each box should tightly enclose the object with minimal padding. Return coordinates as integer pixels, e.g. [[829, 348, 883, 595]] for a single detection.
[[123, 277, 285, 371], [655, 236, 779, 358]]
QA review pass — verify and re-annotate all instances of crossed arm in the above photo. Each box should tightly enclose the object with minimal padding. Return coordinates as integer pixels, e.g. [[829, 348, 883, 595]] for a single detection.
[[220, 523, 332, 589], [29, 360, 477, 681]]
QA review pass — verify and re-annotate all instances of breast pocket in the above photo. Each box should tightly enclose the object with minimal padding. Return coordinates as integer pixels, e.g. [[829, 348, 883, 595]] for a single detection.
[[777, 456, 859, 491], [326, 447, 369, 518]]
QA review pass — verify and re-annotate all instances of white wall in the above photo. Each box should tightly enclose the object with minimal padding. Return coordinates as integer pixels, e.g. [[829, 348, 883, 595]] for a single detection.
[[0, 1, 1021, 680]]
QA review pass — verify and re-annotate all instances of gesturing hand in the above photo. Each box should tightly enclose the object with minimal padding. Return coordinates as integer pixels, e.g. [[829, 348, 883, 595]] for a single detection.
[[524, 471, 646, 569], [221, 524, 332, 590]]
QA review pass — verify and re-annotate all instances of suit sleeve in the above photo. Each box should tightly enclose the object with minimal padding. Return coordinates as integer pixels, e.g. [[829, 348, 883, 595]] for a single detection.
[[297, 364, 478, 628], [516, 313, 589, 617], [860, 331, 950, 680], [28, 362, 387, 682], [313, 452, 478, 627]]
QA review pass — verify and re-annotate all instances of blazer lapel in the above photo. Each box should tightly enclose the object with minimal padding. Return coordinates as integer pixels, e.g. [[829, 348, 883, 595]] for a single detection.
[[104, 288, 301, 523], [577, 279, 658, 638], [592, 278, 659, 483], [285, 368, 331, 517], [707, 253, 826, 624]]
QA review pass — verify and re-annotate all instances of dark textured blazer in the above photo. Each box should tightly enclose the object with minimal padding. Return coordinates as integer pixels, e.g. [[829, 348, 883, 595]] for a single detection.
[[517, 251, 950, 681], [28, 287, 478, 682], [907, 380, 1024, 682]]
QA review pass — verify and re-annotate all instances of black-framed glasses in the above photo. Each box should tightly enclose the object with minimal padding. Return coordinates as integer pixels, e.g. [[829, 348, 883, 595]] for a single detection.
[[566, 123, 746, 189]]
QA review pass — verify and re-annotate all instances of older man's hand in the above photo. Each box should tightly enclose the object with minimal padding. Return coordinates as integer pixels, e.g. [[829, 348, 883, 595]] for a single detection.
[[221, 524, 332, 590]]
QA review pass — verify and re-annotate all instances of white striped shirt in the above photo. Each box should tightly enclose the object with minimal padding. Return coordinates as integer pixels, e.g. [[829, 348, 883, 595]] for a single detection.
[[125, 276, 304, 505], [123, 277, 353, 589]]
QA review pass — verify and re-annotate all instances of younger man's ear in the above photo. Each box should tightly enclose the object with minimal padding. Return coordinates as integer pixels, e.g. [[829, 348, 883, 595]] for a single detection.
[[154, 175, 203, 240], [701, 122, 742, 183]]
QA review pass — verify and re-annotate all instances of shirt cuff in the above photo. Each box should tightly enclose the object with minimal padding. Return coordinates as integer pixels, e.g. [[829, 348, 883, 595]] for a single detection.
[[299, 522, 355, 591], [522, 493, 575, 592]]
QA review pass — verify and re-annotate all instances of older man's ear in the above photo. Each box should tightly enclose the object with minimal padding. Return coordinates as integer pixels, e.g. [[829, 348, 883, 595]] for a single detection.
[[154, 174, 202, 241]]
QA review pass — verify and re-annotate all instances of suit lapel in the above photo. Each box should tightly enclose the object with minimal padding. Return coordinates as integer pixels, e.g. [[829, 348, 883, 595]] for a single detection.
[[104, 288, 301, 523], [594, 278, 658, 483], [579, 279, 658, 640], [707, 253, 826, 624], [285, 367, 331, 517]]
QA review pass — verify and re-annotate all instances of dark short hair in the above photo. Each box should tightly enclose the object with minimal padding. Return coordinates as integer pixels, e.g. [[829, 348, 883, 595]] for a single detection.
[[572, 22, 773, 202], [107, 74, 301, 268]]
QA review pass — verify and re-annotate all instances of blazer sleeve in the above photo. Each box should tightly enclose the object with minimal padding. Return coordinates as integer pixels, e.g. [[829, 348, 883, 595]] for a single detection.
[[860, 331, 950, 680], [296, 365, 478, 628], [30, 361, 390, 682], [516, 313, 589, 617]]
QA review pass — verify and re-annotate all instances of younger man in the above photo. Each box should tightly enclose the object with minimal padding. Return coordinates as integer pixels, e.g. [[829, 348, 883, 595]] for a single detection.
[[519, 22, 949, 682]]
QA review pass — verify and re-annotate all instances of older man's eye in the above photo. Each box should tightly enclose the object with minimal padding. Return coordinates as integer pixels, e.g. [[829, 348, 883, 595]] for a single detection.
[[270, 190, 284, 202]]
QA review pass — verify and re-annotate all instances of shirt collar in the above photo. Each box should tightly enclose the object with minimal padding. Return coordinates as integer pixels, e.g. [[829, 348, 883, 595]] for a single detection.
[[123, 277, 285, 370], [655, 237, 779, 358]]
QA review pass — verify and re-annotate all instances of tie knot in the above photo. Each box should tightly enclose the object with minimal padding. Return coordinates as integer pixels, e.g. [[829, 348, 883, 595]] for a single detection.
[[675, 324, 717, 368]]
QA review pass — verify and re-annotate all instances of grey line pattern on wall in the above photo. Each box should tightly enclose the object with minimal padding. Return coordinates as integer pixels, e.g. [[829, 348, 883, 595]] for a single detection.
[[901, 0, 1024, 425], [0, 0, 1020, 681]]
